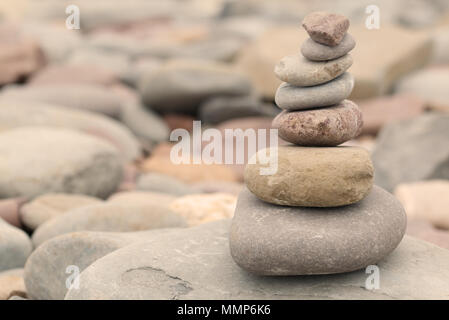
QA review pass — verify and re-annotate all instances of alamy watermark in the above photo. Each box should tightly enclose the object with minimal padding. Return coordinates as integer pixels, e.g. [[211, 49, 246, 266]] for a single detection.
[[169, 121, 278, 175], [66, 5, 80, 29]]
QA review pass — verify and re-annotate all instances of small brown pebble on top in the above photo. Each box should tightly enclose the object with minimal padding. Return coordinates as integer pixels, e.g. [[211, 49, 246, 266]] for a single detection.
[[302, 11, 349, 47]]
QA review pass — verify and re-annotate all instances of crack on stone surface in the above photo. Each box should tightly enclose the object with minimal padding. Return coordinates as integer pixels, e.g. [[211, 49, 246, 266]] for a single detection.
[[122, 266, 193, 299]]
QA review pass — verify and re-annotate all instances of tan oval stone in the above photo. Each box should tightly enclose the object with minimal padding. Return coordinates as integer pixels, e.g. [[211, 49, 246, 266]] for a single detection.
[[272, 100, 363, 146], [20, 193, 102, 231], [244, 146, 374, 207], [274, 54, 352, 86]]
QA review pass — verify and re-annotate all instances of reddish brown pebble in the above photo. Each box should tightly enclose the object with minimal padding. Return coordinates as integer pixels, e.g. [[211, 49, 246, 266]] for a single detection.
[[302, 12, 350, 47], [272, 100, 363, 146]]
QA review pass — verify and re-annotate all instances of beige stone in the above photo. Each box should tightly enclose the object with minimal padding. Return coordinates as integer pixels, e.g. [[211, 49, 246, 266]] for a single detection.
[[170, 193, 236, 226], [245, 146, 374, 207], [274, 54, 352, 86], [20, 193, 102, 230], [0, 269, 26, 300], [394, 180, 449, 230]]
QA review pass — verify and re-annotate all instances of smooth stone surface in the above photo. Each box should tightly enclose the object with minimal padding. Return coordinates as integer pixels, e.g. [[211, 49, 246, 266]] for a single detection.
[[272, 100, 363, 146], [66, 220, 449, 300], [30, 64, 117, 86], [395, 67, 449, 113], [274, 54, 352, 86], [169, 193, 237, 226], [230, 186, 406, 275], [0, 101, 141, 161], [25, 229, 172, 300], [372, 113, 449, 191], [139, 59, 252, 114], [32, 202, 187, 247], [199, 95, 279, 124], [20, 193, 103, 231], [0, 219, 32, 272], [275, 72, 354, 110], [0, 127, 122, 199], [245, 146, 373, 207], [302, 12, 350, 46], [359, 94, 426, 135], [0, 84, 125, 118], [301, 33, 355, 61], [136, 173, 199, 196], [395, 180, 449, 230], [0, 269, 26, 300], [120, 101, 169, 146]]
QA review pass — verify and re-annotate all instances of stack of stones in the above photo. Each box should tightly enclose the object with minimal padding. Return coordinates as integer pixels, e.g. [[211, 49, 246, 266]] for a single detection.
[[230, 12, 407, 275]]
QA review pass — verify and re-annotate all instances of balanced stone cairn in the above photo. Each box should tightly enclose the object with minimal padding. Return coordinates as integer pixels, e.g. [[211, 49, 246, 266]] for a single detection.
[[230, 12, 407, 275]]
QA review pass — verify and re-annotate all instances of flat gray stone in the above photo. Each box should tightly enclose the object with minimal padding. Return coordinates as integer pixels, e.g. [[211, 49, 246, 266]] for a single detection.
[[272, 100, 362, 146], [230, 187, 406, 275], [25, 229, 174, 300], [139, 59, 252, 114], [0, 219, 32, 272], [32, 202, 187, 247], [274, 54, 352, 86], [0, 127, 123, 199], [65, 220, 449, 300], [372, 113, 449, 191], [275, 72, 354, 110], [301, 34, 355, 61]]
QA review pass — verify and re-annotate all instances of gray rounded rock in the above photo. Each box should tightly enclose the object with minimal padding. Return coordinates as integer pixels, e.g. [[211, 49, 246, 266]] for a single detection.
[[230, 186, 407, 275], [274, 54, 352, 86], [275, 72, 354, 110], [272, 100, 363, 146], [301, 34, 356, 61], [0, 127, 123, 199], [0, 219, 33, 272]]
